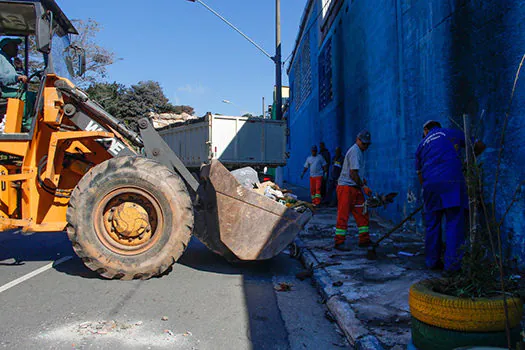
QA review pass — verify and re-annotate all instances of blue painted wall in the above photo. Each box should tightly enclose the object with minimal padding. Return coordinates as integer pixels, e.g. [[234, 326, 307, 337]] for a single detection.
[[286, 0, 525, 267]]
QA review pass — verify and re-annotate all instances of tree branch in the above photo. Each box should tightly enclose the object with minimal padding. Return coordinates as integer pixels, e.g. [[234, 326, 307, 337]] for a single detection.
[[498, 180, 525, 229]]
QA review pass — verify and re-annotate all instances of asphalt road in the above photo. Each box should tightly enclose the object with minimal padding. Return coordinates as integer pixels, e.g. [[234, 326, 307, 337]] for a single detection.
[[0, 230, 348, 350]]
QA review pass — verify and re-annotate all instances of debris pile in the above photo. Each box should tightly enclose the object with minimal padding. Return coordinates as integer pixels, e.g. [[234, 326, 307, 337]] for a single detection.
[[231, 167, 314, 213], [254, 181, 313, 213], [76, 320, 137, 336], [274, 282, 293, 292], [149, 112, 198, 129]]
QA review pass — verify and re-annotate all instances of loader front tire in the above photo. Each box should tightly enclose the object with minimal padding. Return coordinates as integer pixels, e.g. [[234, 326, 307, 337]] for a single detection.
[[66, 156, 194, 280]]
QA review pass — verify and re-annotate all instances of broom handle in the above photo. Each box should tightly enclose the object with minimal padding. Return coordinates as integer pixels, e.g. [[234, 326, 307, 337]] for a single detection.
[[373, 204, 423, 247]]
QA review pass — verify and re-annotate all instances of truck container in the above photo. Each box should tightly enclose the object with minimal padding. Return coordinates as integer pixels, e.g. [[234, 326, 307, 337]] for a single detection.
[[158, 113, 287, 169]]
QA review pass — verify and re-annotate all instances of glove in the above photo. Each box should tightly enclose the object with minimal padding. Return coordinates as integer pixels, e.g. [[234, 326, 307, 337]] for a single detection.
[[363, 186, 372, 196]]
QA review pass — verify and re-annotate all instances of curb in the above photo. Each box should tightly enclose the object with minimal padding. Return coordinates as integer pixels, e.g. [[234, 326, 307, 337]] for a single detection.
[[293, 238, 385, 350]]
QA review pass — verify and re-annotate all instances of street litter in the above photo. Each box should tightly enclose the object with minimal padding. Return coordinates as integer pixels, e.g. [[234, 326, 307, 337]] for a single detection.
[[164, 330, 174, 336], [398, 251, 416, 257], [183, 331, 192, 337], [274, 282, 293, 292], [75, 320, 135, 336], [161, 316, 169, 321]]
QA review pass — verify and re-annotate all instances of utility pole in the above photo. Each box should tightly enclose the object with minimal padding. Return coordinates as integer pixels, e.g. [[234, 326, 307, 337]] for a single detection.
[[262, 97, 265, 118], [275, 0, 283, 120]]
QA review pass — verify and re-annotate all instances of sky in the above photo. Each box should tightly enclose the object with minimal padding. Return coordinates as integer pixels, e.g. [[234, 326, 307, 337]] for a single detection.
[[57, 0, 307, 117]]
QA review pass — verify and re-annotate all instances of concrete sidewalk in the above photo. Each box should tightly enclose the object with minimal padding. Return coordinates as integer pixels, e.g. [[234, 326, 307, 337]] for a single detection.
[[288, 197, 440, 349]]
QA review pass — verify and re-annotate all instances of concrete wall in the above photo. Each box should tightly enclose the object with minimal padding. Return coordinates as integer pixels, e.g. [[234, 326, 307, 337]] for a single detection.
[[286, 0, 525, 267]]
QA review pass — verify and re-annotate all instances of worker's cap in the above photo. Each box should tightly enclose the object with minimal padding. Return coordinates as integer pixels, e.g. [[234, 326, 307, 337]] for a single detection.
[[423, 120, 442, 129], [0, 37, 22, 49], [311, 145, 318, 151], [357, 130, 372, 144]]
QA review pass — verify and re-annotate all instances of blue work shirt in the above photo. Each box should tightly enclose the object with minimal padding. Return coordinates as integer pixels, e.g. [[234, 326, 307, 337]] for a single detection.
[[415, 127, 468, 212], [330, 154, 344, 181], [0, 50, 19, 88]]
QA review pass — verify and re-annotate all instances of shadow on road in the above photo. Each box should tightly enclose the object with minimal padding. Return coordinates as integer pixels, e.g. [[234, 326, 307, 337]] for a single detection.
[[1, 230, 301, 349], [180, 238, 297, 349], [0, 229, 73, 263], [0, 229, 106, 279]]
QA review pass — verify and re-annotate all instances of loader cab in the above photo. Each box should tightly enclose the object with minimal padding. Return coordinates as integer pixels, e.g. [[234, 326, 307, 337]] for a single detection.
[[0, 0, 82, 138]]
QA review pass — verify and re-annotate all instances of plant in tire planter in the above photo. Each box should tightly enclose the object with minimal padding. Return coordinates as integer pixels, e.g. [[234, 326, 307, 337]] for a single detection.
[[409, 58, 525, 349]]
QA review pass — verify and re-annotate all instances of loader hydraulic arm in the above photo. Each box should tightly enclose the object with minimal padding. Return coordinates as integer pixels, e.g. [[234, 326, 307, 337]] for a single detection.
[[54, 80, 143, 148], [138, 118, 200, 192], [54, 78, 199, 193]]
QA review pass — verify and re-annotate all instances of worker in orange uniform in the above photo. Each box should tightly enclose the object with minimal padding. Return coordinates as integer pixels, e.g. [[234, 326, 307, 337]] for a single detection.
[[334, 130, 372, 251], [301, 145, 328, 206]]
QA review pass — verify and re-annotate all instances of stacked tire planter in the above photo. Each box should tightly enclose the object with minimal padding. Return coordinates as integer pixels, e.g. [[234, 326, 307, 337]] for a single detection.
[[408, 279, 523, 350]]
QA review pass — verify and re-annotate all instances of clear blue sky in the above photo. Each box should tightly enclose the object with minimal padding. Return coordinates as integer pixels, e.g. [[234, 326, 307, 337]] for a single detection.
[[58, 0, 306, 116]]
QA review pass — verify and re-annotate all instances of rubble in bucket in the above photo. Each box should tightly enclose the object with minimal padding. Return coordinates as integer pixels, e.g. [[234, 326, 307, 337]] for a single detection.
[[230, 167, 314, 213]]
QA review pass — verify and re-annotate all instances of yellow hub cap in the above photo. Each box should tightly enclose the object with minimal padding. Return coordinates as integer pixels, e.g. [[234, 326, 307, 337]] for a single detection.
[[106, 202, 152, 246]]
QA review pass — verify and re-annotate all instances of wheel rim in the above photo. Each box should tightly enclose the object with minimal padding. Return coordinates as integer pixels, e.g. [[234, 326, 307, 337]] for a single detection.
[[94, 187, 165, 255]]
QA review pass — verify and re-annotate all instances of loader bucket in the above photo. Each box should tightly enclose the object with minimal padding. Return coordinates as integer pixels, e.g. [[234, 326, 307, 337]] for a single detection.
[[195, 160, 313, 261]]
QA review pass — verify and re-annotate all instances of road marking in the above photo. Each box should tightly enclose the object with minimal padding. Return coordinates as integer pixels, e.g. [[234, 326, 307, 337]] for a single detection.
[[0, 256, 73, 294]]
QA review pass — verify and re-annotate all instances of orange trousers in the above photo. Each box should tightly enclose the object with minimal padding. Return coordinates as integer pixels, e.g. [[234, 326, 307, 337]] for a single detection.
[[335, 185, 370, 245], [310, 176, 323, 205]]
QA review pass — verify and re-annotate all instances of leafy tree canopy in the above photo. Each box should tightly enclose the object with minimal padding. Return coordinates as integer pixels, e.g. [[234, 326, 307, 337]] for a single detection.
[[87, 81, 195, 131]]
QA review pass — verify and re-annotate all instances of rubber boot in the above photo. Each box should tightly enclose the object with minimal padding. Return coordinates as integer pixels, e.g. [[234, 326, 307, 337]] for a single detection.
[[334, 240, 352, 251]]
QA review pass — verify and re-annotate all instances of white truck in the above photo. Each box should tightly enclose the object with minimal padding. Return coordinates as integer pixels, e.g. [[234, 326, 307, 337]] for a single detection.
[[158, 113, 287, 170]]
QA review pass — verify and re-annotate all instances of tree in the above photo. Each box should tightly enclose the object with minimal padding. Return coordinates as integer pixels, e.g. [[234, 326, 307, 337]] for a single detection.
[[85, 82, 126, 116], [87, 80, 195, 131], [71, 19, 118, 85], [118, 81, 172, 118]]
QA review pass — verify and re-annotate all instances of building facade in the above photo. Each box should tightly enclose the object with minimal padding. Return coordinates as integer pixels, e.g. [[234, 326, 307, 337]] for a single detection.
[[285, 0, 525, 267]]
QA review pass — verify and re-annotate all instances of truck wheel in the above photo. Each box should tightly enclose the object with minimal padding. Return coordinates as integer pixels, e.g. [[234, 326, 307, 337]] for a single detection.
[[66, 156, 193, 280]]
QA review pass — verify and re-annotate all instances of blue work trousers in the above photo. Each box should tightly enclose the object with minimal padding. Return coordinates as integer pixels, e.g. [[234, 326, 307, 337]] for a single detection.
[[323, 178, 338, 206], [424, 206, 465, 271]]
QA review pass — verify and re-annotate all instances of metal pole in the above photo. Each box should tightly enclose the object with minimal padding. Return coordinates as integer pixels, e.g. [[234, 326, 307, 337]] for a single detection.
[[24, 36, 29, 91], [262, 96, 265, 118], [275, 0, 283, 120], [24, 36, 29, 76]]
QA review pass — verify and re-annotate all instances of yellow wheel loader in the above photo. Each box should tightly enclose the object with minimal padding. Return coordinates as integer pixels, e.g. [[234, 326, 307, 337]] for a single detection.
[[0, 0, 311, 280]]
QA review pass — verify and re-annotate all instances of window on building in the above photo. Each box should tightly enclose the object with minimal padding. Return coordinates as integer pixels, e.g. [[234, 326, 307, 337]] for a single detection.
[[293, 36, 312, 111], [319, 38, 333, 110]]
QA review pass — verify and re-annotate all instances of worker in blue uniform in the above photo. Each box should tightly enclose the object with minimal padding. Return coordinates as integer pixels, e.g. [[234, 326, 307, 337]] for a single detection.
[[415, 120, 485, 272]]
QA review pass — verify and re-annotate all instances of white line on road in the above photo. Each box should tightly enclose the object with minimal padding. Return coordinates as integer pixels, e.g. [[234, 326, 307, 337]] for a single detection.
[[0, 256, 73, 294]]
